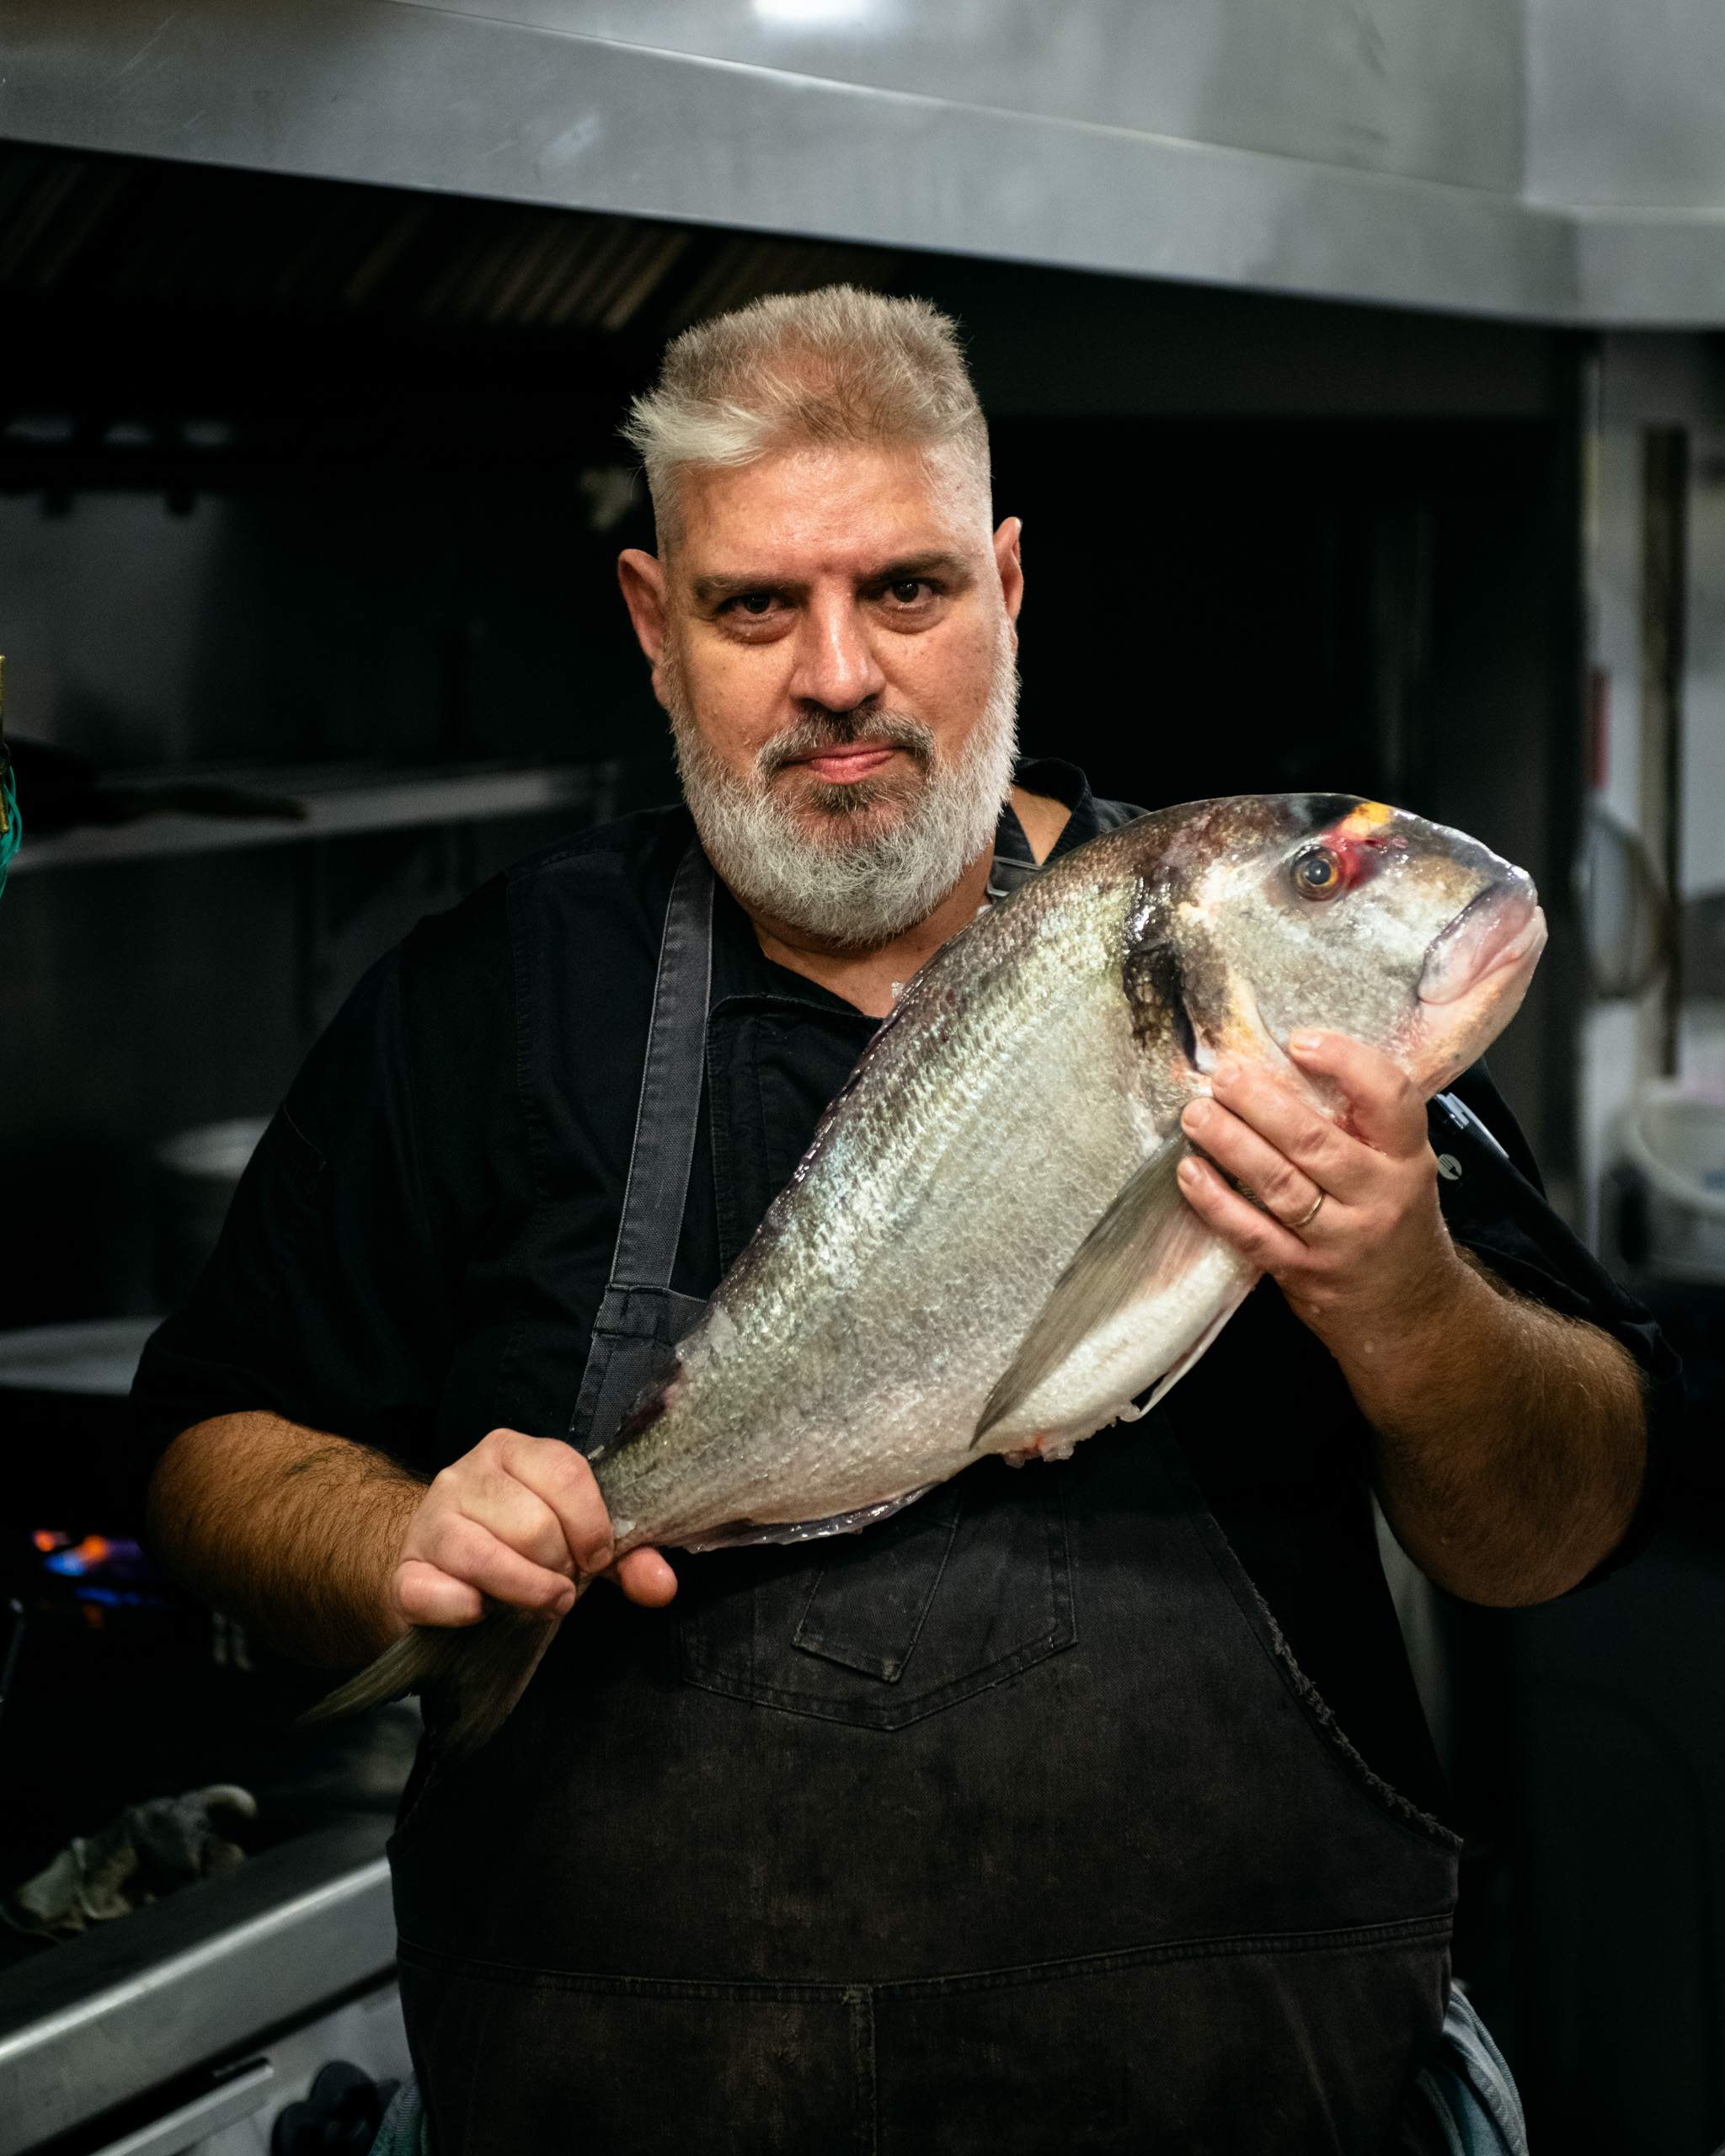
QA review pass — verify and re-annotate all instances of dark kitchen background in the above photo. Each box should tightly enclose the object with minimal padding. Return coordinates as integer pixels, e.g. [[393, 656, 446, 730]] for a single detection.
[[0, 24, 1720, 2151]]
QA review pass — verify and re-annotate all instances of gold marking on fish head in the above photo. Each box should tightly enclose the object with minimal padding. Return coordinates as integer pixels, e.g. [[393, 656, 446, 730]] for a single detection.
[[1331, 800, 1396, 842]]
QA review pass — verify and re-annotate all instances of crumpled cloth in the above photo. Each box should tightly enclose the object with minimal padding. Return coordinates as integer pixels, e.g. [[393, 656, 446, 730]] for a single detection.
[[366, 2078, 428, 2156], [272, 2060, 403, 2154], [1, 1784, 254, 1940], [1413, 1984, 1530, 2155]]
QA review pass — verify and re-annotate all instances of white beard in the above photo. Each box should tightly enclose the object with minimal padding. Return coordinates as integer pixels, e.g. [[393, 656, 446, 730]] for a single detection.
[[665, 638, 1020, 953]]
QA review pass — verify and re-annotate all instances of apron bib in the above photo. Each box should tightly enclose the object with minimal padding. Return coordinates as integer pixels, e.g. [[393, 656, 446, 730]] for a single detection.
[[390, 840, 1461, 2154]]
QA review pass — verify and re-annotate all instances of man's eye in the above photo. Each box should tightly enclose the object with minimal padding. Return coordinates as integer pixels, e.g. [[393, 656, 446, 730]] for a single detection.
[[885, 579, 932, 605], [734, 593, 777, 616]]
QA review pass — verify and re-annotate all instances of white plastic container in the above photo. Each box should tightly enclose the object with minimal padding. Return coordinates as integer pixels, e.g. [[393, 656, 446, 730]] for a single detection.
[[1621, 1081, 1725, 1283]]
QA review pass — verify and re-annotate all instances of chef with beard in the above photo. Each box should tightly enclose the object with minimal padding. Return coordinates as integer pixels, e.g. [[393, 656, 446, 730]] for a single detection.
[[134, 287, 1671, 2155]]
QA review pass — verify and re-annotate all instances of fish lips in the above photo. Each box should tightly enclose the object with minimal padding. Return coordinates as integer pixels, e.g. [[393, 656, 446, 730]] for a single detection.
[[1418, 878, 1547, 1006]]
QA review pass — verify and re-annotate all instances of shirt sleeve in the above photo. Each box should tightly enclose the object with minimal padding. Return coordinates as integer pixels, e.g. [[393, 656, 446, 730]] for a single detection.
[[1431, 1063, 1684, 1589], [129, 941, 460, 1522]]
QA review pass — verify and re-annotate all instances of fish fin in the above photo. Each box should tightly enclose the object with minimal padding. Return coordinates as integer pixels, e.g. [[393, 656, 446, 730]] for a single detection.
[[680, 1486, 934, 1553], [973, 1136, 1211, 1447], [302, 1598, 571, 1758], [1136, 1273, 1256, 1414], [588, 1359, 688, 1465]]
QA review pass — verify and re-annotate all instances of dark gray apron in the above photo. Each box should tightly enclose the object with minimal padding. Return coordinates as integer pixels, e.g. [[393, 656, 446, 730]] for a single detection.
[[390, 835, 1461, 2155]]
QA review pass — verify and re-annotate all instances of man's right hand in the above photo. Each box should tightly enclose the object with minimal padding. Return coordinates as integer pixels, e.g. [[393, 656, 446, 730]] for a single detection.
[[392, 1428, 677, 1631]]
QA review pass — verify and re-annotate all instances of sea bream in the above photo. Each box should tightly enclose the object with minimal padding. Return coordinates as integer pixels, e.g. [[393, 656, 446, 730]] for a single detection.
[[317, 792, 1546, 1750]]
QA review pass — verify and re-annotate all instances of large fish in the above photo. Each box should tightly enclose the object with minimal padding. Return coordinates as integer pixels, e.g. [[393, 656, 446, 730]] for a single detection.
[[317, 793, 1545, 1751]]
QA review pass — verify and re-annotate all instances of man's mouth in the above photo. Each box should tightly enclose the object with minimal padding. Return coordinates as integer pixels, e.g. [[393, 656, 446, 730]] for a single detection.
[[788, 744, 901, 784]]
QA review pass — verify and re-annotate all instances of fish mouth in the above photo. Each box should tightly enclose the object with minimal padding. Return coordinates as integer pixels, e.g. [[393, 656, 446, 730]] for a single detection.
[[1418, 879, 1547, 1006]]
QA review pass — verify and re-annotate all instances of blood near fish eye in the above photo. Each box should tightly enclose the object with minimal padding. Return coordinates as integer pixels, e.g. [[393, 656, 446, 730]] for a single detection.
[[1291, 846, 1343, 900]]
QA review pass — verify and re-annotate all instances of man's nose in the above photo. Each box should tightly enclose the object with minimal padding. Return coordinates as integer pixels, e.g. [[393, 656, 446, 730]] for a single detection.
[[788, 597, 887, 714]]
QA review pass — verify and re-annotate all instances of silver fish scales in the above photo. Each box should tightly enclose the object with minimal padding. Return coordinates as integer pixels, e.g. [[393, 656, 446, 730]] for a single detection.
[[313, 792, 1545, 1751]]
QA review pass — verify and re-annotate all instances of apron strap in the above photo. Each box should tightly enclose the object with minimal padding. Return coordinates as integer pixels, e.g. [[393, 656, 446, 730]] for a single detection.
[[569, 841, 714, 1453], [985, 807, 1041, 904], [607, 841, 715, 1291]]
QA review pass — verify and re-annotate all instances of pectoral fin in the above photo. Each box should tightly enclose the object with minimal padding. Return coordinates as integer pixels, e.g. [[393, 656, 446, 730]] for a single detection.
[[680, 1486, 935, 1552], [973, 1137, 1215, 1445]]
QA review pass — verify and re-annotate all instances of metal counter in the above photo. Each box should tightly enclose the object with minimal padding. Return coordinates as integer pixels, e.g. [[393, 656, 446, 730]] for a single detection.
[[0, 1815, 396, 2154]]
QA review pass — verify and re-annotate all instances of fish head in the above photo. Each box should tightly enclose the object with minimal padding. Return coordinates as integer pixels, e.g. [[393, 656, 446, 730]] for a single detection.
[[1124, 794, 1546, 1098]]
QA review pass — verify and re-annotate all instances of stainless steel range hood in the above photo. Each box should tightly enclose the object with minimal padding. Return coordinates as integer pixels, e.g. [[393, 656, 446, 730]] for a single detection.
[[4, 0, 1725, 328]]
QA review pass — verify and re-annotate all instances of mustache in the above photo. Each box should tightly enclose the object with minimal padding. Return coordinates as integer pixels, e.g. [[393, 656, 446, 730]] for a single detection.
[[757, 709, 936, 782]]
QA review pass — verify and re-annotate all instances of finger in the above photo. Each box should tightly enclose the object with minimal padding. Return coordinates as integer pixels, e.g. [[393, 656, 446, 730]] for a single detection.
[[1177, 1152, 1306, 1274], [393, 1556, 484, 1629], [1207, 1058, 1377, 1202], [1180, 1097, 1327, 1229], [611, 1548, 679, 1607], [415, 1511, 577, 1616], [1286, 1033, 1426, 1159], [491, 1432, 617, 1575], [449, 1464, 574, 1575]]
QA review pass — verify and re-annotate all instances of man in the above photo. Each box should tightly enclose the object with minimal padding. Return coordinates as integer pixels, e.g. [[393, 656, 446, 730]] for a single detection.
[[136, 288, 1672, 2153]]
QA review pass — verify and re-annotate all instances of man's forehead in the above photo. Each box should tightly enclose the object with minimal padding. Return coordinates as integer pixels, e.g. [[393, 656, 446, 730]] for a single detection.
[[667, 440, 987, 578]]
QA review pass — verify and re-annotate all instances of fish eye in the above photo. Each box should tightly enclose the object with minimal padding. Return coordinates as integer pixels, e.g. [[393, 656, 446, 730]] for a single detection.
[[1291, 846, 1343, 900]]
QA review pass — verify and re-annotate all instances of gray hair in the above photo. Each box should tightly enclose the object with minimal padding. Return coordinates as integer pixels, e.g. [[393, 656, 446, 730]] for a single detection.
[[622, 285, 991, 541]]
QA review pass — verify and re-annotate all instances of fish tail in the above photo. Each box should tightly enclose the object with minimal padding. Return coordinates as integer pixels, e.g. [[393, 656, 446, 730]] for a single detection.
[[302, 1591, 581, 1758]]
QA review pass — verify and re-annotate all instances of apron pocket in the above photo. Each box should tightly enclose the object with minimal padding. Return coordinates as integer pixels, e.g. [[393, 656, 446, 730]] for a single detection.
[[679, 1464, 1076, 1730]]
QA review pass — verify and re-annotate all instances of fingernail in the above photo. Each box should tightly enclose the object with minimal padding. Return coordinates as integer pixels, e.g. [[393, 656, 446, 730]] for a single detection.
[[1182, 1099, 1212, 1128], [554, 1587, 577, 1616], [585, 1544, 613, 1576], [1290, 1032, 1322, 1055], [1178, 1155, 1202, 1182], [1214, 1058, 1241, 1086]]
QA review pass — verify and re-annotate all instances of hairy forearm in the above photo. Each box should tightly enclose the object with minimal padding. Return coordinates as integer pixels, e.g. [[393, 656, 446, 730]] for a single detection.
[[1338, 1251, 1648, 1606], [146, 1413, 421, 1664]]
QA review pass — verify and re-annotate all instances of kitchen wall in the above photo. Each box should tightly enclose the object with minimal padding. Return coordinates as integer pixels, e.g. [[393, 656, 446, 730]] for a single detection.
[[0, 228, 1583, 1331], [1580, 332, 1725, 1245]]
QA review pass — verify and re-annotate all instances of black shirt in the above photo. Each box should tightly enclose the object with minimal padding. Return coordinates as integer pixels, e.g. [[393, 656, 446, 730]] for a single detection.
[[132, 758, 1680, 1823]]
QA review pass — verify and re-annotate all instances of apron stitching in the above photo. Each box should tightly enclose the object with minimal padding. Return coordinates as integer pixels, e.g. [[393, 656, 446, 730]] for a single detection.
[[845, 1984, 879, 2155], [680, 1623, 1077, 1728], [1156, 1416, 1464, 1854], [393, 1911, 1455, 1999], [793, 1500, 962, 1680], [1209, 1524, 1463, 1851]]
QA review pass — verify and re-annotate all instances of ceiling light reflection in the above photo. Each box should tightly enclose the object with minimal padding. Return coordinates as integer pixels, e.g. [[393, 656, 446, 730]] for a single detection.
[[753, 0, 884, 28]]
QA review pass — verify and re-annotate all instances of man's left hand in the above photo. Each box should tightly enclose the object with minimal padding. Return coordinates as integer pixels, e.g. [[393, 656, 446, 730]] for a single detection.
[[1174, 1030, 1647, 1604], [1175, 1031, 1468, 1359]]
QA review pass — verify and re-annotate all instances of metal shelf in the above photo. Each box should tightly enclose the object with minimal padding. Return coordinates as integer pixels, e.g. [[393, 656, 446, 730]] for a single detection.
[[8, 758, 620, 873]]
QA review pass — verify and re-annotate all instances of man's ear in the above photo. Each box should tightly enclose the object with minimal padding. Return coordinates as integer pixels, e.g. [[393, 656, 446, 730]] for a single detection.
[[617, 548, 669, 676], [993, 517, 1024, 649]]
